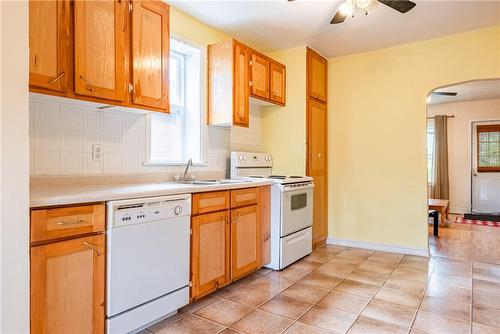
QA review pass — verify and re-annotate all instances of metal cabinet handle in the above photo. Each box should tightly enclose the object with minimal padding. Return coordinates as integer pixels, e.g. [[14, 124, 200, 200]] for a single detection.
[[233, 213, 241, 224], [57, 219, 87, 226], [80, 75, 94, 92], [83, 242, 102, 256], [48, 72, 65, 84]]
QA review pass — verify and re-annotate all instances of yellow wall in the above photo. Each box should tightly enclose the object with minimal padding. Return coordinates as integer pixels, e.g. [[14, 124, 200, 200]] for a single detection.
[[328, 26, 500, 251], [262, 47, 307, 175]]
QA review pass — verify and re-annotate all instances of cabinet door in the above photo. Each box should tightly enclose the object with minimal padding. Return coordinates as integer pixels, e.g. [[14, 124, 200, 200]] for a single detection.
[[131, 0, 169, 111], [29, 0, 71, 92], [231, 204, 259, 280], [191, 211, 230, 300], [307, 99, 328, 247], [270, 61, 286, 105], [233, 41, 249, 127], [307, 48, 327, 102], [250, 52, 269, 100], [74, 0, 126, 101], [31, 234, 105, 334]]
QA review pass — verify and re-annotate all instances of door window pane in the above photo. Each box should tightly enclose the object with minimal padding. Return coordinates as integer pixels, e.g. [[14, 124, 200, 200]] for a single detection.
[[477, 125, 500, 171]]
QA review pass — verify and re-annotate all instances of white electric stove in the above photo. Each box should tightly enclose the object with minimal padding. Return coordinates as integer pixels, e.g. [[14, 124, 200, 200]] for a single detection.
[[230, 152, 314, 270]]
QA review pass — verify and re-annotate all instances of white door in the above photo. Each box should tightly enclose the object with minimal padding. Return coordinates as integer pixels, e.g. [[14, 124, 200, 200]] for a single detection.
[[472, 121, 500, 213]]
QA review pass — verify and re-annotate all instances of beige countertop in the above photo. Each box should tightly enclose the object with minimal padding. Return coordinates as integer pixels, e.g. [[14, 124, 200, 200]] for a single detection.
[[30, 179, 274, 208]]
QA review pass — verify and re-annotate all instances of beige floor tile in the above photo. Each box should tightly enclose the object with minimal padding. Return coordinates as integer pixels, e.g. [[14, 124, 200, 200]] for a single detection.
[[357, 261, 397, 274], [426, 279, 472, 304], [374, 286, 422, 309], [279, 282, 330, 304], [299, 305, 357, 334], [473, 290, 500, 310], [256, 267, 273, 276], [383, 276, 427, 293], [327, 257, 365, 267], [473, 262, 500, 283], [473, 322, 500, 334], [361, 300, 416, 327], [288, 259, 323, 272], [334, 279, 380, 298], [298, 272, 343, 289], [429, 271, 472, 290], [246, 275, 294, 293], [153, 314, 225, 334], [399, 255, 433, 270], [390, 266, 432, 282], [409, 329, 428, 334], [433, 258, 472, 278], [195, 299, 253, 327], [148, 313, 188, 333], [223, 285, 275, 308], [315, 263, 357, 278], [471, 228, 500, 265], [413, 310, 471, 334], [220, 329, 242, 334], [318, 291, 370, 314], [180, 295, 220, 314], [347, 268, 390, 286], [231, 309, 294, 334], [306, 252, 337, 263], [268, 267, 310, 282], [420, 296, 471, 322], [347, 316, 409, 334], [212, 282, 246, 298], [283, 322, 335, 334], [473, 306, 500, 328], [367, 251, 404, 265], [259, 294, 313, 319], [473, 279, 500, 295]]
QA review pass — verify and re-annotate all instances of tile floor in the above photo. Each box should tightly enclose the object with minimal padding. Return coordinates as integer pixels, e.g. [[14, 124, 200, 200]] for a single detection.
[[141, 222, 500, 334]]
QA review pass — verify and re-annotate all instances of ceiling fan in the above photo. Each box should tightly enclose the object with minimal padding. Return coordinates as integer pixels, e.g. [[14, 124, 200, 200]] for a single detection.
[[289, 0, 416, 24]]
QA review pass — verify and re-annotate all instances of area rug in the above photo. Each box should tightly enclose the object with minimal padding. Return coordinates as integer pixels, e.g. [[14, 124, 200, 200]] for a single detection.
[[454, 216, 500, 227]]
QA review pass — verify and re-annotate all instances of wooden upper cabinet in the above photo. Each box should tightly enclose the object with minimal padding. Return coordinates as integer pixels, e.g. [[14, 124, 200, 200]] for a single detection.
[[270, 61, 285, 105], [307, 48, 327, 102], [30, 234, 105, 334], [131, 0, 170, 111], [233, 41, 250, 127], [74, 0, 127, 101], [231, 204, 259, 280], [250, 52, 270, 100], [29, 0, 71, 93], [191, 211, 230, 300]]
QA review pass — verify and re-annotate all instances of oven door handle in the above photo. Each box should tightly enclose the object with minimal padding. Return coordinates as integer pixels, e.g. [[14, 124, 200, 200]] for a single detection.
[[281, 184, 315, 192]]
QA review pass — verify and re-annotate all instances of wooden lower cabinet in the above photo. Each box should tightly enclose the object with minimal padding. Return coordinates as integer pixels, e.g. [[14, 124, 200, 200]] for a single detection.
[[190, 210, 230, 299], [231, 204, 260, 280], [30, 234, 105, 334]]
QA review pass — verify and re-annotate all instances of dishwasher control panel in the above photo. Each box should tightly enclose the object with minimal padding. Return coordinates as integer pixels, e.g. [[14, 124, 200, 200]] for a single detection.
[[110, 194, 191, 228]]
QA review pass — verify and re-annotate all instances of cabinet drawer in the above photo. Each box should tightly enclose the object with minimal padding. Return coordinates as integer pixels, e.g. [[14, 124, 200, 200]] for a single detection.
[[192, 191, 230, 215], [231, 187, 258, 208], [31, 204, 105, 244]]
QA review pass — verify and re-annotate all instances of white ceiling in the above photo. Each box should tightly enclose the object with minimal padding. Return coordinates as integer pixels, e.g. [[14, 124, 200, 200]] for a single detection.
[[429, 79, 500, 105], [170, 0, 500, 58]]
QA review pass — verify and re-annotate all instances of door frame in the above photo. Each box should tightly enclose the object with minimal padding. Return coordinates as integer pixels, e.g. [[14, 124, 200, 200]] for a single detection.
[[469, 118, 500, 213]]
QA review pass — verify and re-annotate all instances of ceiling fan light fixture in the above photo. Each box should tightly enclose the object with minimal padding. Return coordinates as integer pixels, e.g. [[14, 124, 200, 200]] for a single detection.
[[338, 1, 355, 17]]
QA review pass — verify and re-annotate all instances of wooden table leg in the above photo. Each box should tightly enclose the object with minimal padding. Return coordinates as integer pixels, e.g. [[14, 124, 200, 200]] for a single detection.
[[439, 209, 447, 227]]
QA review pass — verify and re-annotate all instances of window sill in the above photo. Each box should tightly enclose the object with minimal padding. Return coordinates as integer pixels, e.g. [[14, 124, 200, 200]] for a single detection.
[[142, 161, 208, 167]]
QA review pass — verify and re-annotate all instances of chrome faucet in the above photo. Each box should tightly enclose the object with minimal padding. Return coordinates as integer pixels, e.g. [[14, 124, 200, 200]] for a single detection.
[[183, 158, 193, 181]]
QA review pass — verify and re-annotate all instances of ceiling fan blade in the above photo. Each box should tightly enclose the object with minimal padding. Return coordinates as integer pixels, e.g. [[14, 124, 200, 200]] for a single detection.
[[330, 11, 347, 24], [432, 91, 458, 96], [378, 0, 416, 13]]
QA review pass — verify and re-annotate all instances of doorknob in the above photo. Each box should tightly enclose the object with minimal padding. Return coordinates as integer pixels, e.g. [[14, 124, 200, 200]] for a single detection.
[[472, 169, 478, 176]]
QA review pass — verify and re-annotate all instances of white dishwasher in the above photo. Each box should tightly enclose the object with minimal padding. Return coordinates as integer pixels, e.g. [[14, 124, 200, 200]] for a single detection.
[[106, 194, 191, 334]]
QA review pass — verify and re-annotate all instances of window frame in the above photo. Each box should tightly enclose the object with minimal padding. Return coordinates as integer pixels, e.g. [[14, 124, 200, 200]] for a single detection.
[[144, 35, 207, 166], [477, 124, 500, 173], [427, 118, 435, 184]]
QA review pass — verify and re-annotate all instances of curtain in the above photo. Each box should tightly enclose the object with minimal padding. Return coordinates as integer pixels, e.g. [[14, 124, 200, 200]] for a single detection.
[[431, 115, 449, 199]]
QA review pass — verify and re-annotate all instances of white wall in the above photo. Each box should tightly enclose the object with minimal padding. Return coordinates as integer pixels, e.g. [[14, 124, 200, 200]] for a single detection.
[[428, 98, 500, 213], [1, 1, 30, 333], [29, 94, 264, 177]]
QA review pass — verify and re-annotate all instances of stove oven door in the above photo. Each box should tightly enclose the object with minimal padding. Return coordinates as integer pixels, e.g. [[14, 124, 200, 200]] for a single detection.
[[280, 184, 314, 237]]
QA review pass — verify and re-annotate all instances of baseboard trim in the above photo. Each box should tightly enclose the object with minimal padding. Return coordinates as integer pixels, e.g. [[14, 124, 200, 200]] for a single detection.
[[327, 238, 429, 257]]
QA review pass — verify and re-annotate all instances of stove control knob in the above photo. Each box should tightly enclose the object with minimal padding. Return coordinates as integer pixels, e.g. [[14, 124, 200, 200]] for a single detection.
[[243, 155, 247, 161], [174, 206, 183, 216], [239, 155, 243, 161]]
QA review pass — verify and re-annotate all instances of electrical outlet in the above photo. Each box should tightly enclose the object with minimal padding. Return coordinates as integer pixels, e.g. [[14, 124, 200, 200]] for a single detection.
[[92, 144, 103, 161]]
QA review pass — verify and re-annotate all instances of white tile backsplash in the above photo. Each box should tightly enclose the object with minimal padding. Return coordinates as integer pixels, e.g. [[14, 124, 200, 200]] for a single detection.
[[30, 94, 264, 176]]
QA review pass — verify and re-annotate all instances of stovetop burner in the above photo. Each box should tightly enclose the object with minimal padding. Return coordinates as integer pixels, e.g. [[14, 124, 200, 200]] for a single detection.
[[268, 175, 286, 179]]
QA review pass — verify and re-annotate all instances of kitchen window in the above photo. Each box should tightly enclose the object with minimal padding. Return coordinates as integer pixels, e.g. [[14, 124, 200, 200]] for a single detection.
[[146, 37, 204, 164]]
